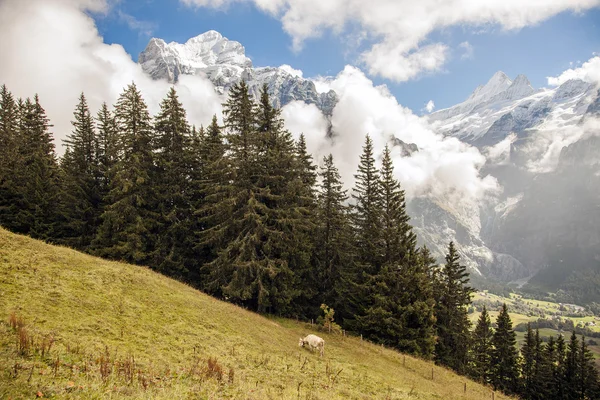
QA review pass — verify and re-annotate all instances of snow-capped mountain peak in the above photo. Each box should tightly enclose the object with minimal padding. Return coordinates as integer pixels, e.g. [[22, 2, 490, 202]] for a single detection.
[[552, 79, 593, 102], [505, 74, 535, 97], [467, 71, 512, 103], [138, 30, 337, 114], [179, 30, 251, 68], [428, 70, 595, 145]]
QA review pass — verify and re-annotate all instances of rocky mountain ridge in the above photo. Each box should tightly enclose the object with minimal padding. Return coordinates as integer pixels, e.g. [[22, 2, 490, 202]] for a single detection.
[[139, 30, 338, 114]]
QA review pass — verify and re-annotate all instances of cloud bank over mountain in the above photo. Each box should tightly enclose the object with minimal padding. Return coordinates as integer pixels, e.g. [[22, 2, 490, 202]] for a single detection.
[[281, 66, 499, 208]]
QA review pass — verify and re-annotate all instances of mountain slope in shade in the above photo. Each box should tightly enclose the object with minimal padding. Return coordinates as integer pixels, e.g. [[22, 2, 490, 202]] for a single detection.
[[487, 132, 600, 300], [424, 69, 600, 291], [139, 30, 338, 114]]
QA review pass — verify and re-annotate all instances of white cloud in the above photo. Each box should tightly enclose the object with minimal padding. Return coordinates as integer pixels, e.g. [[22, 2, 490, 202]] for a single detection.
[[547, 56, 600, 86], [425, 100, 435, 113], [484, 133, 516, 165], [282, 65, 499, 207], [360, 42, 449, 82], [281, 101, 329, 158], [312, 75, 334, 93], [181, 0, 600, 82], [459, 41, 474, 60], [525, 117, 600, 173], [279, 64, 303, 78], [0, 0, 223, 154]]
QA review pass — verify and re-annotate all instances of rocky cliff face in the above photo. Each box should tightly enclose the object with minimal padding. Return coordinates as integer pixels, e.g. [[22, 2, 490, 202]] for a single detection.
[[138, 31, 337, 114]]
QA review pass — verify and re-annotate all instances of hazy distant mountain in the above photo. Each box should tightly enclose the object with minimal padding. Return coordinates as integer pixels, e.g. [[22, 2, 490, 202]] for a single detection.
[[428, 72, 600, 294]]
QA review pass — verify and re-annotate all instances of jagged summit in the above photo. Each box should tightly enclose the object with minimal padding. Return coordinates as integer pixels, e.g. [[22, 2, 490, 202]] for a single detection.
[[466, 71, 512, 103], [138, 30, 337, 114], [139, 31, 251, 82], [490, 73, 535, 102], [428, 71, 530, 122], [187, 29, 223, 42], [511, 74, 531, 87]]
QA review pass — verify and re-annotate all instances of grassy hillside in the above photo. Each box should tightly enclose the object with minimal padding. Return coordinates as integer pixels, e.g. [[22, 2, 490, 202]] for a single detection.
[[0, 228, 511, 399]]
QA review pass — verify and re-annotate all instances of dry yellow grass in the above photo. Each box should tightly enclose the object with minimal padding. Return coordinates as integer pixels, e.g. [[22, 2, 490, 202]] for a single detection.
[[0, 227, 513, 399]]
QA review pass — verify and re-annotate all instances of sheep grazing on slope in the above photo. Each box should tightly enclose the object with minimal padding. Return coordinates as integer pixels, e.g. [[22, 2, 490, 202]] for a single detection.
[[299, 334, 325, 357]]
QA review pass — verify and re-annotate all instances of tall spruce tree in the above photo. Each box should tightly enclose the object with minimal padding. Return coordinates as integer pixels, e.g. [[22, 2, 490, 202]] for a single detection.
[[522, 323, 536, 397], [351, 135, 383, 272], [383, 145, 435, 356], [14, 95, 62, 239], [203, 83, 300, 314], [490, 303, 520, 395], [0, 85, 22, 230], [193, 117, 231, 281], [578, 337, 599, 400], [152, 87, 193, 278], [93, 83, 156, 265], [565, 331, 580, 400], [95, 102, 118, 201], [355, 145, 435, 356], [345, 135, 383, 330], [290, 133, 320, 317], [434, 242, 474, 373], [314, 154, 353, 314], [60, 93, 102, 249], [469, 305, 493, 383], [554, 334, 568, 399], [199, 81, 258, 299], [253, 84, 306, 314]]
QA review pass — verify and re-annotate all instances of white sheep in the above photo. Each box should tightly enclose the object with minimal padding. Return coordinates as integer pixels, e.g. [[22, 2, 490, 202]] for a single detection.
[[299, 334, 325, 357]]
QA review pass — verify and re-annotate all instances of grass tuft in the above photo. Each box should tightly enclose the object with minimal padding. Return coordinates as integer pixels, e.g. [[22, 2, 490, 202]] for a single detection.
[[16, 325, 30, 356], [204, 356, 224, 381]]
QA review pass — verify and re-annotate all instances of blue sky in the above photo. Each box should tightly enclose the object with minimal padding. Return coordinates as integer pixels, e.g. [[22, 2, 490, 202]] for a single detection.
[[94, 1, 600, 113]]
